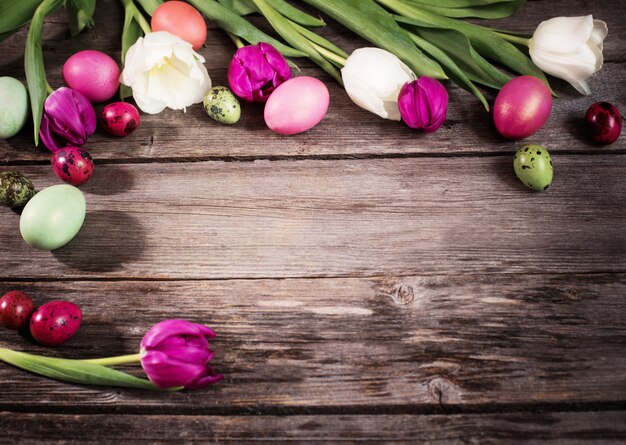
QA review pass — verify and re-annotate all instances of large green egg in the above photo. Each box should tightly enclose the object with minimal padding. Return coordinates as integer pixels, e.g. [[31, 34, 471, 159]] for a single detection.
[[20, 184, 86, 250], [0, 77, 29, 139], [513, 144, 553, 191]]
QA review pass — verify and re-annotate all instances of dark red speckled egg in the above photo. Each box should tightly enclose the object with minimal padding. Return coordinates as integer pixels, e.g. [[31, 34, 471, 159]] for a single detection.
[[100, 102, 140, 137], [585, 102, 622, 145], [30, 300, 82, 346], [0, 290, 35, 330], [51, 147, 94, 186]]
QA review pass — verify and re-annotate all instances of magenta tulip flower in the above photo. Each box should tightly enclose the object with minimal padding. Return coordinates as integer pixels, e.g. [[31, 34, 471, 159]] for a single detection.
[[228, 42, 291, 102], [40, 87, 96, 152], [397, 77, 448, 133], [140, 319, 224, 389]]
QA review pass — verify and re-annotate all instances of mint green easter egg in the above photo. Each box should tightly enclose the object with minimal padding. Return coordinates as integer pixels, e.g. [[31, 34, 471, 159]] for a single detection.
[[0, 77, 29, 139], [20, 184, 86, 250]]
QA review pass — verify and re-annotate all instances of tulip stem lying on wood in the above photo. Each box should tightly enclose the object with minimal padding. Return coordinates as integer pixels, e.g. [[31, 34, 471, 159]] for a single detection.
[[492, 32, 530, 46], [82, 353, 143, 366]]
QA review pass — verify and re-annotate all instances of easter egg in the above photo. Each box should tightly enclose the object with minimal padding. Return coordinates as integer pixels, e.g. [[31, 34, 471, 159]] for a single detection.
[[63, 50, 120, 103], [0, 77, 29, 139], [51, 147, 94, 186], [513, 144, 553, 191], [0, 290, 35, 330], [264, 76, 329, 135], [100, 102, 140, 137], [494, 76, 552, 140], [0, 171, 35, 208], [203, 86, 241, 125], [152, 1, 207, 51], [30, 300, 82, 346], [20, 184, 86, 250], [585, 102, 622, 145]]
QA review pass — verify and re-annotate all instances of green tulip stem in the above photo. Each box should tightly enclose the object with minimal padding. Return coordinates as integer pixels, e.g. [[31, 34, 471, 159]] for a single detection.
[[309, 41, 346, 67], [120, 0, 152, 35], [82, 353, 143, 367], [492, 32, 530, 47], [45, 80, 54, 94], [227, 32, 245, 49]]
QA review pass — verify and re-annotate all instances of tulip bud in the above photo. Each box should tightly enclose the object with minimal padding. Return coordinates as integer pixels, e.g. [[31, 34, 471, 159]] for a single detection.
[[39, 87, 96, 152], [397, 78, 448, 133], [227, 42, 291, 103], [140, 319, 223, 390]]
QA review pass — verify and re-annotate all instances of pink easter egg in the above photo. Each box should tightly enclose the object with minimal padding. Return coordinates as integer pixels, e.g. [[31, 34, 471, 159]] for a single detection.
[[63, 50, 120, 103], [264, 76, 329, 135]]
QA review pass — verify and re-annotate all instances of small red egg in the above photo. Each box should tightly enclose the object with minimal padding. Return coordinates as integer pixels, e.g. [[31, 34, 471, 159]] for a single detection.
[[30, 300, 82, 346], [51, 147, 94, 186], [493, 76, 552, 140], [63, 50, 120, 103], [585, 102, 622, 145], [0, 290, 35, 330], [100, 102, 140, 137], [151, 1, 207, 51]]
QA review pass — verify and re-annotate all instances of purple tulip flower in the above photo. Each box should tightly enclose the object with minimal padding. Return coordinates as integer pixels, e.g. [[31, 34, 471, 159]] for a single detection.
[[397, 77, 448, 133], [140, 319, 223, 389], [228, 42, 291, 102], [40, 87, 96, 152]]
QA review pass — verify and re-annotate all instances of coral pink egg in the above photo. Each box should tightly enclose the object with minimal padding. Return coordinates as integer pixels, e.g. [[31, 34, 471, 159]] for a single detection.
[[152, 1, 207, 51], [51, 147, 94, 186], [493, 76, 552, 140], [264, 76, 329, 135], [63, 50, 120, 103], [30, 300, 82, 346], [100, 102, 140, 137], [0, 290, 35, 330]]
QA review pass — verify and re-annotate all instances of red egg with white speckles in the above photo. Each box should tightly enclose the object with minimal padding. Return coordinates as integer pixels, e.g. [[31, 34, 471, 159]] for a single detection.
[[30, 300, 82, 346], [0, 290, 35, 330], [51, 147, 94, 186], [100, 102, 140, 137]]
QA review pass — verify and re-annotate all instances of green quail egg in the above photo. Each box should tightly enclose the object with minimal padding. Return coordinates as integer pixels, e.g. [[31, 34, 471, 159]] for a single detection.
[[0, 171, 35, 208], [513, 144, 553, 192], [203, 86, 241, 125]]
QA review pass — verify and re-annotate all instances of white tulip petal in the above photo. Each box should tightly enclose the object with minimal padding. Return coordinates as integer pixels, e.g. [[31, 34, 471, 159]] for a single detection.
[[121, 31, 212, 114], [341, 47, 414, 120], [532, 16, 593, 55], [590, 20, 608, 47]]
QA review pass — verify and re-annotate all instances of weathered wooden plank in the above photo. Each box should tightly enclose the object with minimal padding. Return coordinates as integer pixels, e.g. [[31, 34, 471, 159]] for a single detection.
[[0, 274, 624, 410], [0, 157, 624, 279], [0, 1, 623, 162], [2, 411, 625, 444]]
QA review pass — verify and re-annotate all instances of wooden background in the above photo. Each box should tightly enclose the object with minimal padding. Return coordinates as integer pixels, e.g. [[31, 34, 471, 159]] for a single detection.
[[1, 0, 625, 443]]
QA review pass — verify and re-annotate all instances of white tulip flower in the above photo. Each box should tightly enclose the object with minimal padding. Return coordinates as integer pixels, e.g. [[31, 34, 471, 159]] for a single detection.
[[529, 15, 608, 95], [121, 31, 212, 114], [341, 47, 415, 120]]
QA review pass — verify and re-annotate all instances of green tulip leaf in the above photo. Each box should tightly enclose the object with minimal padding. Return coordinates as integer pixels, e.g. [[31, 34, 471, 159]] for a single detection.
[[218, 0, 257, 15], [188, 0, 307, 58], [407, 33, 489, 110], [0, 0, 42, 34], [65, 0, 96, 36], [0, 348, 171, 391], [408, 0, 520, 6], [135, 0, 163, 16], [303, 0, 447, 79], [406, 0, 526, 19]]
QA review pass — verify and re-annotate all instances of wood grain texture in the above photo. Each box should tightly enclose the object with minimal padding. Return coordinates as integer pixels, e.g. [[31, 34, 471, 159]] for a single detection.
[[0, 0, 624, 163], [0, 274, 624, 411], [0, 156, 624, 279], [2, 411, 625, 444]]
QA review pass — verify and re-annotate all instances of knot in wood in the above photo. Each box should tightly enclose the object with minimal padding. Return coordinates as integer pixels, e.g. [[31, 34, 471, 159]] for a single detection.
[[427, 377, 462, 404], [392, 284, 415, 305]]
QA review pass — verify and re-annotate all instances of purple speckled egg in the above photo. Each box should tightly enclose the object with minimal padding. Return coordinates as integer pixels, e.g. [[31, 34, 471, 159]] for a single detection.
[[100, 102, 140, 137], [51, 147, 94, 186], [30, 300, 82, 346], [0, 290, 35, 330], [63, 50, 120, 103]]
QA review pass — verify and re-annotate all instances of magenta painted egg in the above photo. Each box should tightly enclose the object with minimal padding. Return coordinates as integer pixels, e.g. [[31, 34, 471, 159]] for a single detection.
[[493, 76, 552, 140], [0, 290, 35, 330], [264, 76, 329, 135], [100, 102, 140, 137], [30, 300, 82, 346], [585, 102, 622, 145], [51, 147, 94, 186], [63, 50, 120, 103]]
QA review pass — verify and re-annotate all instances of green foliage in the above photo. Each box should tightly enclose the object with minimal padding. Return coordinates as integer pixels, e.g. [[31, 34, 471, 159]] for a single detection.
[[66, 0, 96, 36]]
